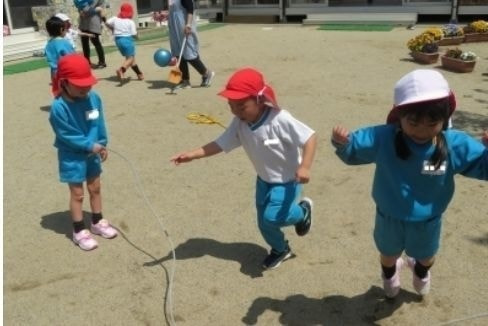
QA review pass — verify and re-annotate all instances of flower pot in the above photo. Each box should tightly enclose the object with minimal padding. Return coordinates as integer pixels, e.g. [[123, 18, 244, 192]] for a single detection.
[[437, 36, 465, 46], [410, 51, 439, 64], [464, 33, 488, 43], [441, 56, 476, 73]]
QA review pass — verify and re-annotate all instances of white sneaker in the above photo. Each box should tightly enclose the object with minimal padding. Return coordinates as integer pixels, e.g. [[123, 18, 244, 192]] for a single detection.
[[382, 257, 404, 298], [73, 229, 98, 251], [406, 257, 431, 295]]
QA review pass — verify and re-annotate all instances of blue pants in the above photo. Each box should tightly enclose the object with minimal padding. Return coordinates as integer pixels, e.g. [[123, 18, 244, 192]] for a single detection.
[[255, 177, 305, 252]]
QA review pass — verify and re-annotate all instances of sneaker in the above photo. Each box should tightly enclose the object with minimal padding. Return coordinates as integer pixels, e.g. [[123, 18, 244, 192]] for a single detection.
[[173, 80, 191, 90], [93, 62, 107, 69], [262, 245, 293, 270], [382, 257, 404, 298], [200, 71, 215, 87], [406, 257, 431, 295], [116, 68, 124, 81], [295, 197, 313, 236], [137, 73, 145, 81], [90, 219, 118, 239], [73, 229, 98, 251]]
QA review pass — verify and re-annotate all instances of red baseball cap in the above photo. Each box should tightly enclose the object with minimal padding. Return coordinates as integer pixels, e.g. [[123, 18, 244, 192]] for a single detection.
[[218, 68, 279, 108], [118, 3, 134, 19], [53, 54, 97, 96]]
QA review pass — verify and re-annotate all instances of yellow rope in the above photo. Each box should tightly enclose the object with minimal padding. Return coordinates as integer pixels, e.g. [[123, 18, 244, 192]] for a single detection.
[[186, 112, 226, 129]]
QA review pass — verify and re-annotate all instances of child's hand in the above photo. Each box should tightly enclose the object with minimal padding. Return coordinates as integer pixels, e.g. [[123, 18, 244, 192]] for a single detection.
[[332, 126, 350, 145], [482, 130, 488, 147], [295, 166, 310, 184], [170, 152, 193, 165], [99, 148, 108, 162], [87, 33, 95, 38], [92, 143, 108, 161]]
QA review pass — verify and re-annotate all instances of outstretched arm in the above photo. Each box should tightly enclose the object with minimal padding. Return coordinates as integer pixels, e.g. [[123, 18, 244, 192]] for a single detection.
[[296, 133, 317, 183], [332, 125, 350, 146], [170, 141, 222, 165]]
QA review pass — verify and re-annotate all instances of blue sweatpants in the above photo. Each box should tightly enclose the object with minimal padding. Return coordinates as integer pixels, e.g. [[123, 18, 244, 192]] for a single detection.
[[255, 176, 305, 252]]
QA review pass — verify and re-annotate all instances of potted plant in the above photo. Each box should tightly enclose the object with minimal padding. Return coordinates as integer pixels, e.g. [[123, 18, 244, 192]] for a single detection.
[[463, 20, 488, 42], [437, 24, 464, 46], [441, 48, 477, 73], [407, 33, 440, 64]]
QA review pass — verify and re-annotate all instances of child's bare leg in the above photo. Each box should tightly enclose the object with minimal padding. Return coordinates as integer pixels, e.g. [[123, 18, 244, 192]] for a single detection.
[[87, 176, 118, 238], [69, 183, 85, 223], [124, 56, 135, 70], [87, 176, 102, 214], [116, 56, 135, 80], [70, 182, 98, 250], [380, 254, 401, 268]]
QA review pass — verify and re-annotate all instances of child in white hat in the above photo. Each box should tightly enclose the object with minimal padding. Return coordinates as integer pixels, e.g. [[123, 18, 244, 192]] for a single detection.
[[332, 69, 487, 298], [55, 13, 95, 50]]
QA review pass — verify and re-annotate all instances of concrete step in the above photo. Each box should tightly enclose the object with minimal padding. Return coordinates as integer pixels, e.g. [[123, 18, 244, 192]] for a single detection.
[[303, 12, 417, 25], [3, 31, 48, 62], [224, 15, 278, 24]]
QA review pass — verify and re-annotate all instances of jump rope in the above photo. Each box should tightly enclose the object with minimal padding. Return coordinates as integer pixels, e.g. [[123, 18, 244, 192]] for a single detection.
[[103, 113, 224, 326], [109, 112, 486, 326]]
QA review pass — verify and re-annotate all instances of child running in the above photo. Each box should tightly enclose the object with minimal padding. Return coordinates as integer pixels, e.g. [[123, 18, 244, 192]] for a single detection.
[[105, 3, 144, 81], [44, 16, 75, 92], [49, 54, 118, 251], [171, 68, 317, 270], [331, 69, 488, 298]]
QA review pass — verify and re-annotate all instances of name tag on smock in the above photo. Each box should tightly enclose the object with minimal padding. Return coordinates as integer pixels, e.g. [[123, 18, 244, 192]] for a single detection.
[[421, 160, 447, 175], [264, 138, 280, 146], [86, 109, 99, 120]]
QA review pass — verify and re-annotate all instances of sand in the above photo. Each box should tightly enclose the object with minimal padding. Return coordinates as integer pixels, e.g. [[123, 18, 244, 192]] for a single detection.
[[3, 24, 488, 325]]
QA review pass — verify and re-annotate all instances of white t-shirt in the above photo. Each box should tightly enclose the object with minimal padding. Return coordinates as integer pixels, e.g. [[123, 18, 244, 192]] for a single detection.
[[106, 17, 136, 37], [215, 108, 315, 184], [64, 28, 79, 49]]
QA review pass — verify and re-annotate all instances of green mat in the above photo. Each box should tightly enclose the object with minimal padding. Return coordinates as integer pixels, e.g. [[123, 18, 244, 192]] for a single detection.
[[3, 23, 226, 75], [317, 24, 394, 32]]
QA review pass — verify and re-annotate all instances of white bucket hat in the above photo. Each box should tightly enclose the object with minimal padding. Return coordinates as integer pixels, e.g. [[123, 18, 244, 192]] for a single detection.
[[387, 69, 456, 123], [55, 13, 70, 22]]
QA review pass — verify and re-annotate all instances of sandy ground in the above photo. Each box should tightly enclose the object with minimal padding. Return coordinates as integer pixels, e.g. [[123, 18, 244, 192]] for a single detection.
[[3, 24, 488, 325]]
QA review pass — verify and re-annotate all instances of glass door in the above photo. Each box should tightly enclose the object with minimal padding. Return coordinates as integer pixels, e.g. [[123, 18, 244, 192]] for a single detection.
[[4, 0, 47, 30]]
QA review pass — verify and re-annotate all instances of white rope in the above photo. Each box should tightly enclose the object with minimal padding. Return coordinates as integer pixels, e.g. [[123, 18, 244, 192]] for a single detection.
[[108, 148, 177, 326]]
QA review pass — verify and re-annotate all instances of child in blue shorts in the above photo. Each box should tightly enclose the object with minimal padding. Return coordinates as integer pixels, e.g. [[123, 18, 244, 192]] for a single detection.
[[332, 69, 488, 298], [44, 16, 75, 93], [104, 3, 144, 81], [171, 68, 317, 270], [49, 54, 118, 251]]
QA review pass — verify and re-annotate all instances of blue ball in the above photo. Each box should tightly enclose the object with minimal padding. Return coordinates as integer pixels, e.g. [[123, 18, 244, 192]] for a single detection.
[[154, 48, 172, 67]]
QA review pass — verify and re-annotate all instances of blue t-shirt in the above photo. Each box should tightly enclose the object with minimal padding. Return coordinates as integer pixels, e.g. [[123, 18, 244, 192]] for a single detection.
[[333, 124, 487, 221], [44, 37, 75, 75], [49, 91, 108, 155]]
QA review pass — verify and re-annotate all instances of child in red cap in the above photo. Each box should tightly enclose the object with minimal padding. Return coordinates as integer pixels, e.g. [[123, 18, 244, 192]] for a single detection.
[[171, 68, 317, 270], [49, 54, 118, 251], [332, 69, 488, 298], [104, 3, 144, 81]]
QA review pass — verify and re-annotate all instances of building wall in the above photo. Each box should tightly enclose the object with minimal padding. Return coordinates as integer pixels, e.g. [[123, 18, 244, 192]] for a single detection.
[[30, 0, 138, 41]]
